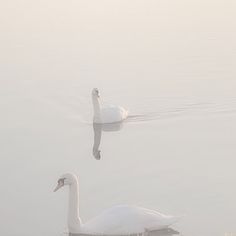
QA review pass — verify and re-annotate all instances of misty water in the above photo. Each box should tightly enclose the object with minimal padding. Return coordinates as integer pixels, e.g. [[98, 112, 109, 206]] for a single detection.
[[1, 1, 236, 236]]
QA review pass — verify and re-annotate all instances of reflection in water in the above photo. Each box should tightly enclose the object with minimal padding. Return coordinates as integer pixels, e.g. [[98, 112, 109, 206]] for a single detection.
[[93, 122, 123, 160], [69, 228, 179, 236]]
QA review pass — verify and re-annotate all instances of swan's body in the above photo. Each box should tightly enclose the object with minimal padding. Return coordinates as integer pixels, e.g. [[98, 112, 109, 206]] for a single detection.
[[92, 88, 128, 124], [54, 173, 180, 235], [82, 205, 179, 235]]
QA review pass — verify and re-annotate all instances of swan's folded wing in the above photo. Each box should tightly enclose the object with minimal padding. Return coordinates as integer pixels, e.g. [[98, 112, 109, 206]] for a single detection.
[[81, 205, 177, 235]]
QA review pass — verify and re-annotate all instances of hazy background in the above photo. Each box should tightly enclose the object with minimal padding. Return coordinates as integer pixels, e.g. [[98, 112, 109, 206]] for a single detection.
[[1, 1, 236, 236]]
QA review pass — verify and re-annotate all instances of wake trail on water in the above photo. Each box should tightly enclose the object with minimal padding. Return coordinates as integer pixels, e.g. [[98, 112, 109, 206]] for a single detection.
[[126, 97, 236, 123]]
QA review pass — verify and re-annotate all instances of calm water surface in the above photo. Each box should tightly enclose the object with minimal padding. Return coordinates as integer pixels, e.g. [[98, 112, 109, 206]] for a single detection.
[[1, 1, 236, 236]]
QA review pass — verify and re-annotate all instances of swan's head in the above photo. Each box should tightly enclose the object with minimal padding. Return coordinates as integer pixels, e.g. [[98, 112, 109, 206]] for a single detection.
[[53, 173, 78, 192], [92, 88, 100, 98]]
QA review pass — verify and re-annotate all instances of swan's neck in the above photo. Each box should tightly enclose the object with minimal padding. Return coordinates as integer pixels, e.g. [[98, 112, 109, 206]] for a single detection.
[[68, 179, 82, 233], [92, 96, 101, 122]]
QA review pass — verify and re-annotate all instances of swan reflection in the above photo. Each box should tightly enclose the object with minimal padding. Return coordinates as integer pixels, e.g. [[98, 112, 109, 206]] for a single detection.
[[93, 122, 123, 160], [69, 228, 179, 236]]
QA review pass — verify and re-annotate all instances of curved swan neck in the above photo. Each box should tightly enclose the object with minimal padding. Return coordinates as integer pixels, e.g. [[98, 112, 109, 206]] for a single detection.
[[68, 178, 82, 233], [92, 95, 101, 122]]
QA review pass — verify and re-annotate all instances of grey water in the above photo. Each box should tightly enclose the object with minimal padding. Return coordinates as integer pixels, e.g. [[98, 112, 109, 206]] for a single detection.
[[1, 1, 236, 236]]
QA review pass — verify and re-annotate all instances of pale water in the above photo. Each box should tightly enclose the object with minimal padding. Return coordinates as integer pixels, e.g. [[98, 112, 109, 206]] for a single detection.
[[1, 1, 236, 236]]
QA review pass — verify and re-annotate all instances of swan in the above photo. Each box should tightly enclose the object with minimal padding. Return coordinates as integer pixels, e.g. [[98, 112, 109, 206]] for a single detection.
[[54, 173, 180, 235], [92, 88, 128, 124], [93, 122, 123, 160]]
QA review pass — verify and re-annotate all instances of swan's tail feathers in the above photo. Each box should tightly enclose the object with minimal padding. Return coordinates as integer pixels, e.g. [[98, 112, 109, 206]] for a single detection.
[[124, 109, 129, 119]]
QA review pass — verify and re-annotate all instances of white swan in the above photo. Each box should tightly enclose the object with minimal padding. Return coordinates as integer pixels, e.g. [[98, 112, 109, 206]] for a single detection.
[[92, 88, 128, 124], [54, 173, 180, 235]]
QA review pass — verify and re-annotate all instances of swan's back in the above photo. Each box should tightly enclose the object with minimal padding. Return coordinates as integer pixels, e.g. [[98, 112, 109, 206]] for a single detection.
[[100, 105, 128, 123], [81, 205, 179, 235]]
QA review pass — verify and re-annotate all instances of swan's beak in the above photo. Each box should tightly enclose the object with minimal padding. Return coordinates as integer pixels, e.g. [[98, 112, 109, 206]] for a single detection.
[[53, 180, 64, 192]]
